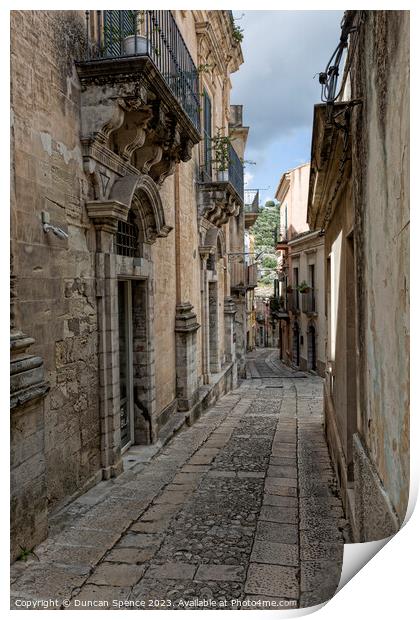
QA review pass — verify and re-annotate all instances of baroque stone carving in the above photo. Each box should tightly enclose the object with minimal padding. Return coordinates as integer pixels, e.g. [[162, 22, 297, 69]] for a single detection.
[[87, 174, 172, 243], [197, 181, 242, 228], [76, 56, 200, 188]]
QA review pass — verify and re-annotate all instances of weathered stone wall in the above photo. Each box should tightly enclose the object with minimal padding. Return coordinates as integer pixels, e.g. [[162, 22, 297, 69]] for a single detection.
[[11, 10, 101, 511], [351, 10, 410, 533]]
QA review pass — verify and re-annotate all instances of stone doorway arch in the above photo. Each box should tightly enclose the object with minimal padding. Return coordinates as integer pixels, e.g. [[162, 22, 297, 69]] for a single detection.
[[87, 173, 172, 478]]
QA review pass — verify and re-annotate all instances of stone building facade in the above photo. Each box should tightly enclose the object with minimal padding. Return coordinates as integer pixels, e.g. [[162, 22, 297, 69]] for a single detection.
[[273, 163, 326, 376], [284, 231, 326, 375], [244, 189, 260, 351], [10, 10, 247, 558], [307, 10, 409, 541]]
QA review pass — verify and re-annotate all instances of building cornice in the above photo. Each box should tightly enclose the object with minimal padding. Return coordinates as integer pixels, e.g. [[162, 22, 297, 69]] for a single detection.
[[307, 103, 352, 230]]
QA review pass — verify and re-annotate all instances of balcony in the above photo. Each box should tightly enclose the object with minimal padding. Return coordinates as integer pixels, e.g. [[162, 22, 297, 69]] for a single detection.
[[76, 10, 201, 189], [287, 288, 300, 314], [247, 263, 258, 288], [244, 189, 260, 228], [269, 296, 289, 320], [301, 287, 317, 314], [275, 226, 289, 250], [230, 261, 258, 292], [198, 144, 244, 227]]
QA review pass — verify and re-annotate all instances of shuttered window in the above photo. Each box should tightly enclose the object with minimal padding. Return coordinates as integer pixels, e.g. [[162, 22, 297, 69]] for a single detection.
[[203, 89, 212, 180]]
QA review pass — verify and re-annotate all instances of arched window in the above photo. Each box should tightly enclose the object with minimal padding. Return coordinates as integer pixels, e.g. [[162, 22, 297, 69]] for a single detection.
[[116, 211, 139, 257]]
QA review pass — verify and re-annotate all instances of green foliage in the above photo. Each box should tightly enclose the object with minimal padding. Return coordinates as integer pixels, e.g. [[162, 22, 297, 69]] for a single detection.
[[262, 255, 277, 269], [17, 546, 39, 562], [298, 280, 310, 292], [252, 200, 280, 255], [211, 129, 233, 171], [230, 14, 244, 43]]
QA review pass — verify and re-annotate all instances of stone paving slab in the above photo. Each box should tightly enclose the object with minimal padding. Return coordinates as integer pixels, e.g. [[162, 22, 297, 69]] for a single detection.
[[250, 540, 298, 567], [195, 564, 245, 582], [88, 562, 146, 587], [145, 562, 197, 580], [244, 563, 299, 599]]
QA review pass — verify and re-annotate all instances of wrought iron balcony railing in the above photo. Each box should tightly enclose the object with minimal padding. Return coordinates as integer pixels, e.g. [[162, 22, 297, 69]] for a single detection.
[[247, 263, 258, 288], [287, 288, 300, 314], [275, 225, 288, 247], [244, 189, 259, 213], [83, 10, 200, 132], [227, 144, 244, 201], [301, 287, 317, 314], [200, 143, 244, 203], [230, 261, 258, 291]]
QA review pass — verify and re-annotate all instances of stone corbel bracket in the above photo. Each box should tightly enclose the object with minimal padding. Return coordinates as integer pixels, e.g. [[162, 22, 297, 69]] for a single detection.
[[197, 182, 242, 228], [76, 56, 200, 192]]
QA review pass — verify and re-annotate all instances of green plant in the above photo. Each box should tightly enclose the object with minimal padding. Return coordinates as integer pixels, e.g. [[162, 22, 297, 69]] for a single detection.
[[211, 129, 234, 172], [298, 280, 310, 293], [17, 545, 39, 562], [231, 17, 244, 43], [198, 63, 216, 74]]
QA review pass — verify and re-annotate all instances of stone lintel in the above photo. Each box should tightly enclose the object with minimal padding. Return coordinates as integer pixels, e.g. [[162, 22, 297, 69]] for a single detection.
[[86, 199, 130, 233]]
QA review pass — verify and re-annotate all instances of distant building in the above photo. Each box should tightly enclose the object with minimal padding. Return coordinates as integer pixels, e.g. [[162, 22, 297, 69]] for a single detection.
[[273, 164, 326, 376], [244, 189, 260, 351], [285, 231, 326, 375]]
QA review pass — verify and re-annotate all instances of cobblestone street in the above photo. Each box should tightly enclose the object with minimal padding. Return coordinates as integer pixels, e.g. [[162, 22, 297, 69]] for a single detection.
[[11, 349, 346, 611]]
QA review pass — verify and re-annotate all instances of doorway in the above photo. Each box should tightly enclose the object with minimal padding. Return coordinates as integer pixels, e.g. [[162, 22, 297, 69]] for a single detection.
[[118, 280, 134, 451], [308, 324, 317, 371], [209, 281, 219, 372], [292, 321, 300, 366]]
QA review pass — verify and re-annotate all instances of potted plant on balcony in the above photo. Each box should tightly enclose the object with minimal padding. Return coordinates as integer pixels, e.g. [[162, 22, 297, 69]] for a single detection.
[[298, 280, 310, 293], [212, 130, 232, 181], [122, 11, 148, 55]]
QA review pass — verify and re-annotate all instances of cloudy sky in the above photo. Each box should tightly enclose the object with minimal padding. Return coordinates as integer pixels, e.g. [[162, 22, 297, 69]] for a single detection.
[[231, 10, 343, 204]]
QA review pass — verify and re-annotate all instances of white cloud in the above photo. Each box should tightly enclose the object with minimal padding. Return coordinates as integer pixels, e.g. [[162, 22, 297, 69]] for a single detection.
[[244, 171, 254, 186], [231, 11, 343, 154]]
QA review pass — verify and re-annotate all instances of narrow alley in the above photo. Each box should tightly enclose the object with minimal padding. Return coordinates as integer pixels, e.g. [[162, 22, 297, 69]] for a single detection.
[[11, 350, 346, 611]]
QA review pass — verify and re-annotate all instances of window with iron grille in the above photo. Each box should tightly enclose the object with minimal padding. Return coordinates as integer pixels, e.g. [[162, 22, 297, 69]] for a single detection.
[[202, 89, 212, 180], [116, 212, 139, 257]]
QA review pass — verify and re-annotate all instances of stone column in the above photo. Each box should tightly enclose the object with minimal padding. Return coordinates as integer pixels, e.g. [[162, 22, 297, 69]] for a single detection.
[[175, 303, 200, 411], [224, 297, 237, 363], [199, 246, 214, 385], [10, 245, 49, 559], [224, 296, 238, 387], [233, 292, 247, 378]]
